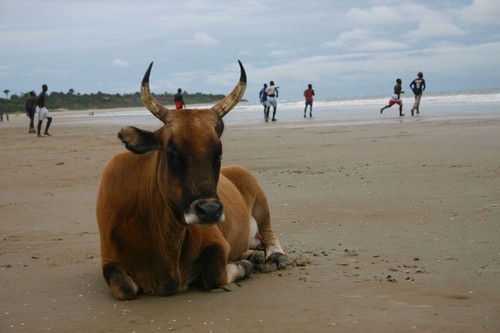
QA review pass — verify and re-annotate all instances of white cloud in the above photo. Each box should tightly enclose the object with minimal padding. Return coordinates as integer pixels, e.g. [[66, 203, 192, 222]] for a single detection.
[[269, 49, 297, 58], [112, 58, 131, 67], [323, 28, 408, 52], [346, 6, 405, 26], [327, 28, 373, 48], [192, 32, 218, 47], [457, 0, 500, 25], [405, 20, 466, 40], [169, 32, 219, 48], [345, 4, 466, 41], [1, 1, 499, 99]]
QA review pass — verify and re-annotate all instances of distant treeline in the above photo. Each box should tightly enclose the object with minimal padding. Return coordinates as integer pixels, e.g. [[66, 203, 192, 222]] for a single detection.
[[0, 90, 234, 113]]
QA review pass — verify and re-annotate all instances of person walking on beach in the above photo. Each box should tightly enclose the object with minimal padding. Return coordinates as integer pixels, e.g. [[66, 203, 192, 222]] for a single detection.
[[380, 78, 405, 116], [36, 84, 53, 136], [409, 72, 426, 116], [259, 83, 268, 120], [265, 81, 279, 122], [174, 88, 186, 109], [25, 91, 37, 134], [304, 84, 315, 118]]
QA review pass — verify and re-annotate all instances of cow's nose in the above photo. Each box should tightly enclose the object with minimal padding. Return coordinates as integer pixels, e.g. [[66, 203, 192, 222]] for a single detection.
[[194, 199, 223, 223]]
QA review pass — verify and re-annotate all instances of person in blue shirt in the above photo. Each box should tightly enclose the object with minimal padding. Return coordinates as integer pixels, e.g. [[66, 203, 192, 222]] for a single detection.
[[259, 83, 268, 120], [409, 72, 426, 116]]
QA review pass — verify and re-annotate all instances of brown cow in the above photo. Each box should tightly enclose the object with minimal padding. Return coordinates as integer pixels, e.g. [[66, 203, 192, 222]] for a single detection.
[[96, 61, 289, 300]]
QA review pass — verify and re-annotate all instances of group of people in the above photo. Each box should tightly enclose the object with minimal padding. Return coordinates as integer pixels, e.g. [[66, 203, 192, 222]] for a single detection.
[[259, 82, 316, 122], [23, 85, 185, 136], [21, 73, 424, 134], [380, 72, 426, 117], [259, 81, 280, 122], [258, 73, 425, 120], [25, 84, 53, 136]]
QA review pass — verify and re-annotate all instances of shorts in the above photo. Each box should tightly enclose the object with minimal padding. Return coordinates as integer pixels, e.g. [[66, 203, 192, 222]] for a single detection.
[[27, 106, 36, 119], [305, 100, 313, 106], [389, 94, 402, 106], [267, 96, 277, 108], [37, 106, 52, 121]]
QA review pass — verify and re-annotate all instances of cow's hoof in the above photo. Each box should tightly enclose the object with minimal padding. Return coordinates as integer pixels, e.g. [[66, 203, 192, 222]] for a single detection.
[[237, 259, 254, 278], [227, 259, 254, 283], [245, 250, 265, 265], [265, 252, 290, 270], [103, 263, 140, 300]]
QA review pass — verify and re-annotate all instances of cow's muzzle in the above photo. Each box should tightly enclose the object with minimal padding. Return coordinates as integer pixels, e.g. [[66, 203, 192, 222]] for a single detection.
[[184, 199, 225, 225]]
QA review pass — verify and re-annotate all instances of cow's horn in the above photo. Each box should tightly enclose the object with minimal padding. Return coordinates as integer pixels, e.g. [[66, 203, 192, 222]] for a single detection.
[[211, 60, 247, 118], [141, 62, 169, 122]]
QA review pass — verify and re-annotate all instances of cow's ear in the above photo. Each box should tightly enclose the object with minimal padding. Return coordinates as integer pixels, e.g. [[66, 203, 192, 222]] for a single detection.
[[118, 126, 160, 154], [215, 117, 224, 138]]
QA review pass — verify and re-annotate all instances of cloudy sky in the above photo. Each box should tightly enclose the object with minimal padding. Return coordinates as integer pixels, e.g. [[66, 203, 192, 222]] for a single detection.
[[1, 0, 499, 101]]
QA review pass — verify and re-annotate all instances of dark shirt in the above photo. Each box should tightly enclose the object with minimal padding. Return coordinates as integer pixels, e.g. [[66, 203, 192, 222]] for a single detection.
[[410, 78, 426, 95], [26, 95, 36, 111], [174, 93, 184, 103], [259, 88, 267, 103], [394, 83, 402, 97], [36, 92, 46, 108]]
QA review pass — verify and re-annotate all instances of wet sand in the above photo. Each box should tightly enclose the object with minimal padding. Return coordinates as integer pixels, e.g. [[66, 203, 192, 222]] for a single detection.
[[1, 113, 499, 332]]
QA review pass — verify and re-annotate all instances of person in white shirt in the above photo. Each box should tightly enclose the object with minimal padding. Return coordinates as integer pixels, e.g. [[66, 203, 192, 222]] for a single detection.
[[265, 81, 279, 122]]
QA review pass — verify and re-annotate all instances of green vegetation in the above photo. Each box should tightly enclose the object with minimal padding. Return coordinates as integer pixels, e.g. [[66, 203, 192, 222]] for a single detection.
[[0, 89, 234, 113]]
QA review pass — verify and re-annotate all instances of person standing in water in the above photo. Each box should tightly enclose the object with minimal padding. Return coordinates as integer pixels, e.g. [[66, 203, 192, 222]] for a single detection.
[[303, 84, 315, 118]]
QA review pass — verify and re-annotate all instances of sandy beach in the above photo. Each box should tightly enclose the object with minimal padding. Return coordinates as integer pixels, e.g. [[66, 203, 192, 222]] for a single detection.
[[1, 112, 499, 332]]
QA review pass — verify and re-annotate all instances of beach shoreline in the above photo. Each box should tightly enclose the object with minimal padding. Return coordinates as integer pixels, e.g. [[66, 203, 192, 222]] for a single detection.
[[1, 111, 499, 332]]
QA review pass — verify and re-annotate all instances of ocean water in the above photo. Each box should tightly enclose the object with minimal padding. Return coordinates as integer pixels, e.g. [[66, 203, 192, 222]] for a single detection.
[[59, 88, 500, 127]]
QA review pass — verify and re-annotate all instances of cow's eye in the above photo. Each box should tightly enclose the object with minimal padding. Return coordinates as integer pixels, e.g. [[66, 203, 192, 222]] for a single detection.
[[214, 153, 222, 165], [167, 148, 178, 161], [214, 148, 222, 165], [166, 146, 185, 167]]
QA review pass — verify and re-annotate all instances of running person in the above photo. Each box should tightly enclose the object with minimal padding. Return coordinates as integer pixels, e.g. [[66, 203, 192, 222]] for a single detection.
[[409, 72, 426, 116], [380, 78, 405, 117]]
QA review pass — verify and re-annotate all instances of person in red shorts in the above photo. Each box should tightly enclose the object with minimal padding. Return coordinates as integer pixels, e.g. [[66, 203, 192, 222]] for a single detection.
[[380, 78, 405, 116], [174, 88, 186, 109]]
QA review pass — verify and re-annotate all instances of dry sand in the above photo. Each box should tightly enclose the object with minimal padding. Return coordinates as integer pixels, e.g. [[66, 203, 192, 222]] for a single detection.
[[1, 112, 499, 332]]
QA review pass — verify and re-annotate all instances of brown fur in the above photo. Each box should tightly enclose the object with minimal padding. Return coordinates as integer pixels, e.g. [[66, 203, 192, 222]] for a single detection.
[[96, 109, 288, 300]]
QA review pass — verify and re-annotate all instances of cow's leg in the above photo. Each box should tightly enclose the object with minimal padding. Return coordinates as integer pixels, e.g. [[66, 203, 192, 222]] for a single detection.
[[220, 166, 289, 269], [251, 194, 290, 270], [199, 245, 253, 290], [103, 262, 140, 300]]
